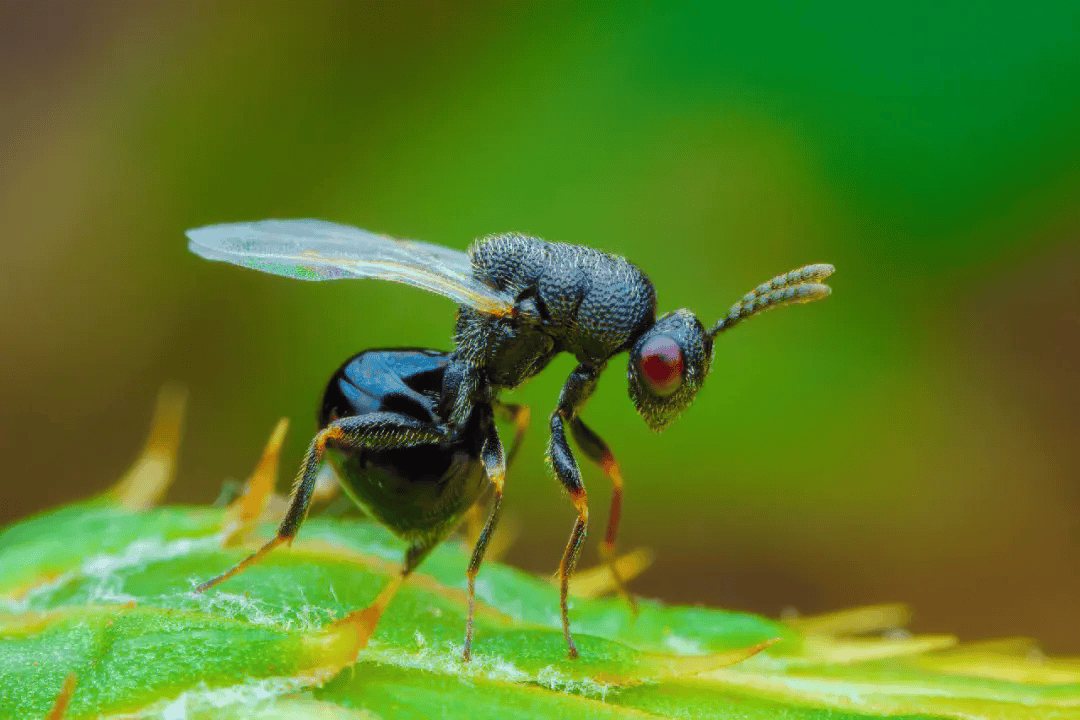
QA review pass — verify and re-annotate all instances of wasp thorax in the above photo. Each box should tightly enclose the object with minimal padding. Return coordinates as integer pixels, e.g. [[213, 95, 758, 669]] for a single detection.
[[627, 309, 713, 431]]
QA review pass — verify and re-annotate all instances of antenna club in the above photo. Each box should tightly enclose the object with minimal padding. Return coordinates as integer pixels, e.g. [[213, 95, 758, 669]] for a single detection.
[[710, 265, 835, 338]]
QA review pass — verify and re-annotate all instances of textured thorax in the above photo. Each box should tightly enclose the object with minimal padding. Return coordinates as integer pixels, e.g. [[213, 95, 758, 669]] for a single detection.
[[457, 234, 657, 389]]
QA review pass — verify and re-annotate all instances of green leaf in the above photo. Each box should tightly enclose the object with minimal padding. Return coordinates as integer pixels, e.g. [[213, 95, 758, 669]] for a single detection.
[[3, 392, 1079, 719]]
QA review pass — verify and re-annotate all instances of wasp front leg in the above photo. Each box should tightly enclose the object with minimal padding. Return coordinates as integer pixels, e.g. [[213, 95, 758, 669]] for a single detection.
[[548, 362, 605, 659], [569, 417, 637, 613]]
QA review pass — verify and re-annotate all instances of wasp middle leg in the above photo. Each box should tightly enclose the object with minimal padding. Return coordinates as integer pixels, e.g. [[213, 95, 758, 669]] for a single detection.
[[462, 417, 507, 661], [494, 401, 530, 470]]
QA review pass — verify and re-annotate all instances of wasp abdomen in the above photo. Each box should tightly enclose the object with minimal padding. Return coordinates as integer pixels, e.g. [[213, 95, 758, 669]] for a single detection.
[[320, 348, 491, 544]]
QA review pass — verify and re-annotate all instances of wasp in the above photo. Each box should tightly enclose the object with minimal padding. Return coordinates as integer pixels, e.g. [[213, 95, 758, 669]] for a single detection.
[[188, 219, 833, 660]]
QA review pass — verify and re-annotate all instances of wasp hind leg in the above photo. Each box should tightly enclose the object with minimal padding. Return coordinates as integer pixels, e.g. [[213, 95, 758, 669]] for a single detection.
[[196, 412, 446, 651], [332, 535, 441, 649]]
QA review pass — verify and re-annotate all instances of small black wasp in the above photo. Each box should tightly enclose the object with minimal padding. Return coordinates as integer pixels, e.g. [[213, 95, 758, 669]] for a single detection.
[[188, 219, 833, 661]]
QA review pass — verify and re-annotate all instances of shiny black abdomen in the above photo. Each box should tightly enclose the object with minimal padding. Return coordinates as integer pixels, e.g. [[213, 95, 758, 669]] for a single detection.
[[319, 348, 491, 543]]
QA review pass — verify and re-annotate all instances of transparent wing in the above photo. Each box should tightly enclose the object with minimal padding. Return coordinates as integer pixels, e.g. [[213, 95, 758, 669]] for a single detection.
[[187, 219, 514, 316]]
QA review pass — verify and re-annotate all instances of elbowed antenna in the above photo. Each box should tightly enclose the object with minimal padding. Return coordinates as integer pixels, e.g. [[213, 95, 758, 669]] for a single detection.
[[709, 263, 834, 337]]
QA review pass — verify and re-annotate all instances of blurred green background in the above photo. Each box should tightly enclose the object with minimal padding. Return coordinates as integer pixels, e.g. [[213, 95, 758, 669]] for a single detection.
[[3, 2, 1079, 651]]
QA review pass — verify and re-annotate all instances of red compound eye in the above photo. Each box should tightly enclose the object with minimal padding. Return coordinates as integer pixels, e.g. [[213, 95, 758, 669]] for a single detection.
[[639, 336, 683, 397]]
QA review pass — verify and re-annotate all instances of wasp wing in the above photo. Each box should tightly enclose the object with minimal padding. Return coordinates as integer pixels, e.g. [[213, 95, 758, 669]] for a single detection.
[[187, 219, 514, 316]]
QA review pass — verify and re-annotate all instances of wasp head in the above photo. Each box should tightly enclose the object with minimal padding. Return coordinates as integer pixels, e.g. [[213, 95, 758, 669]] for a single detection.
[[627, 262, 835, 432], [627, 309, 713, 432]]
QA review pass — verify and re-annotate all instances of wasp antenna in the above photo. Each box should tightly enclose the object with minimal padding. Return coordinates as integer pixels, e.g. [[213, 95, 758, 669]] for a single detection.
[[710, 264, 834, 337]]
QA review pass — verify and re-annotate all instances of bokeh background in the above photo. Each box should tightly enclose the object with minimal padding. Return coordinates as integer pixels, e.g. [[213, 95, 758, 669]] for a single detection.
[[3, 2, 1079, 650]]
